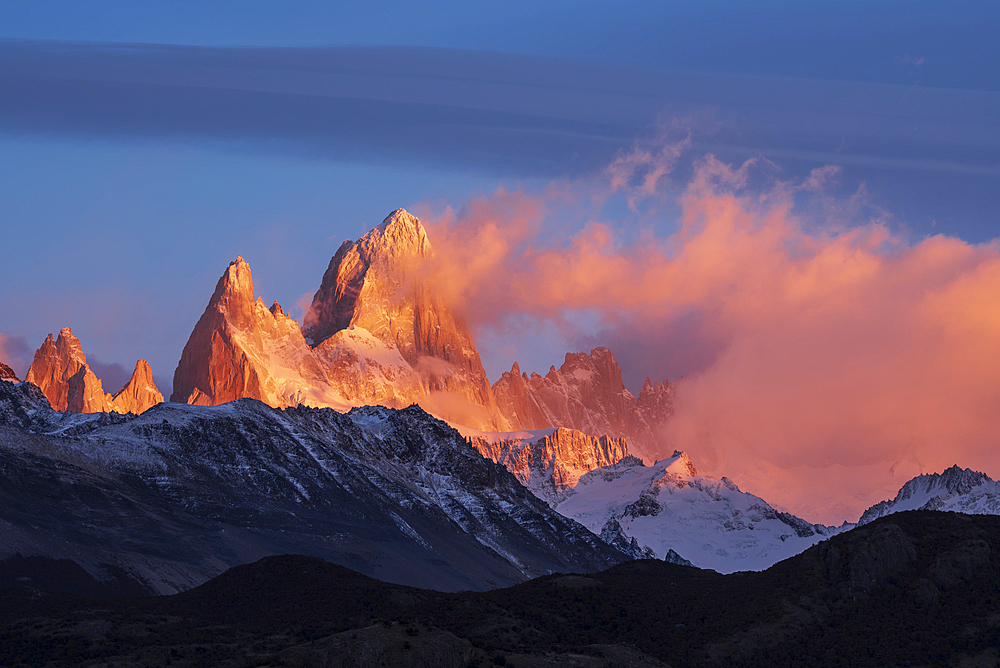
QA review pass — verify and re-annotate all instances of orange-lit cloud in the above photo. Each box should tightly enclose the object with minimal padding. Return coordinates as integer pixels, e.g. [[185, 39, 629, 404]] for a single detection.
[[0, 333, 32, 378], [420, 151, 1000, 524]]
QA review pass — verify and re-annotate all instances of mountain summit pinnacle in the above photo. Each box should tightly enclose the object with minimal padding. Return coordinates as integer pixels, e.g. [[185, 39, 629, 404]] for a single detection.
[[303, 209, 431, 348], [303, 209, 503, 422], [171, 212, 510, 430], [171, 256, 271, 405], [25, 328, 162, 413]]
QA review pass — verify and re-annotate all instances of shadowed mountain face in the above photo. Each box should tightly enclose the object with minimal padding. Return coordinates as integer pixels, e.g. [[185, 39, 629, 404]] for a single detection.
[[1, 511, 996, 667], [0, 380, 624, 595]]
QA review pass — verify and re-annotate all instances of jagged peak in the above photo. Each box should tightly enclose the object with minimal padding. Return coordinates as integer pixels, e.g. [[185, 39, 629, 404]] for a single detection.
[[29, 327, 87, 369], [216, 256, 253, 292], [208, 256, 256, 330], [357, 209, 431, 260], [897, 465, 992, 499], [130, 358, 154, 380], [564, 347, 610, 366], [375, 208, 424, 235], [667, 450, 698, 476], [0, 361, 19, 382], [55, 327, 86, 362]]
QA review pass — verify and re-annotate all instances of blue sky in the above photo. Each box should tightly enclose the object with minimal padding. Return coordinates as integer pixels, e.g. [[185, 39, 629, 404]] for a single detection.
[[0, 1, 997, 394]]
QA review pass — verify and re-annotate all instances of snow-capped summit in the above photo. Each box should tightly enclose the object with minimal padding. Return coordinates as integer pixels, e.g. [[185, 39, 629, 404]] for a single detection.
[[858, 465, 1000, 525], [553, 451, 837, 573]]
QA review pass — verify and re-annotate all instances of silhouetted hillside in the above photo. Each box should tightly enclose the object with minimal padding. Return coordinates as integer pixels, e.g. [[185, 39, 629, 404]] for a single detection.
[[1, 510, 997, 667]]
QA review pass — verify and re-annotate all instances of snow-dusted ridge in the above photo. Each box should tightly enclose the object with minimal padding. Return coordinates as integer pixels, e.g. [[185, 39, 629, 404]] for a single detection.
[[551, 450, 839, 574], [858, 465, 1000, 525], [0, 381, 624, 594]]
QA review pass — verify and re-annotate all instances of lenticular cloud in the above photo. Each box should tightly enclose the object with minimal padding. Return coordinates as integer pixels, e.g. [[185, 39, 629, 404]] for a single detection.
[[422, 150, 1000, 524]]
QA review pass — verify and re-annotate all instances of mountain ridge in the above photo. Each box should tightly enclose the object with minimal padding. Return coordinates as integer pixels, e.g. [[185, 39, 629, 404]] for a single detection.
[[2, 511, 997, 667], [0, 378, 625, 593], [168, 210, 672, 442], [858, 464, 1000, 525]]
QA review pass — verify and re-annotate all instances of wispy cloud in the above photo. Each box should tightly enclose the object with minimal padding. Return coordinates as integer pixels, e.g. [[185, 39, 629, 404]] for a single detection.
[[0, 39, 995, 180]]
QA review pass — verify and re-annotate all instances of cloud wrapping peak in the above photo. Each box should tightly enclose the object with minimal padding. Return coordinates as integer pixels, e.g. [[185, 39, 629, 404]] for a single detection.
[[422, 153, 1000, 523]]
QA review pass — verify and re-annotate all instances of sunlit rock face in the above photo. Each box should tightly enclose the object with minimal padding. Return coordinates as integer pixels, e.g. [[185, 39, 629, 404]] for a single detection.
[[172, 211, 510, 430], [172, 210, 672, 439], [304, 209, 508, 429], [25, 328, 163, 414], [470, 427, 636, 505], [171, 256, 273, 406], [26, 328, 110, 412], [170, 255, 411, 409], [110, 360, 164, 414], [492, 347, 674, 454]]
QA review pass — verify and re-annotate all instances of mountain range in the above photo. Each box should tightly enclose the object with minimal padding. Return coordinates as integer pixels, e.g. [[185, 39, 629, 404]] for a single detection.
[[4, 207, 1000, 598], [0, 379, 623, 593], [21, 210, 674, 450]]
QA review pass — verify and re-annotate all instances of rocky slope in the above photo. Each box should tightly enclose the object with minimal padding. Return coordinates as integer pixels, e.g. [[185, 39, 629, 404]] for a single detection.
[[552, 451, 839, 573], [858, 465, 1000, 525], [0, 380, 624, 594], [0, 362, 18, 383], [492, 348, 673, 455], [24, 328, 163, 414], [468, 427, 636, 505], [24, 327, 110, 412]]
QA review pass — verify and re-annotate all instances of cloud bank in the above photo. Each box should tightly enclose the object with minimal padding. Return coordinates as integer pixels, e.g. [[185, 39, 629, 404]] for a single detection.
[[421, 144, 1000, 524], [1, 39, 996, 183]]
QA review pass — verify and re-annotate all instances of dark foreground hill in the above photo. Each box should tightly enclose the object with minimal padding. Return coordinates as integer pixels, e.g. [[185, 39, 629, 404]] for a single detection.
[[1, 510, 997, 667]]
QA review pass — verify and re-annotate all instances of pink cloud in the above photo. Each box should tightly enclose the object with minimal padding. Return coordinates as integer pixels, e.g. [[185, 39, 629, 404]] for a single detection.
[[0, 333, 32, 379], [421, 150, 1000, 523]]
